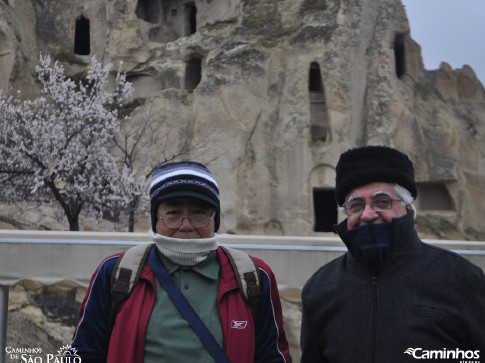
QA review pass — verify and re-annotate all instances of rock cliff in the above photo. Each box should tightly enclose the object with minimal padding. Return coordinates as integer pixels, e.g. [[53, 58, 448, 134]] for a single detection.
[[1, 0, 485, 237]]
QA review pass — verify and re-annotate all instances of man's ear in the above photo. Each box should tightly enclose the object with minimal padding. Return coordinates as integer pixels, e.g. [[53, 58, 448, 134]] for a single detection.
[[406, 203, 413, 213]]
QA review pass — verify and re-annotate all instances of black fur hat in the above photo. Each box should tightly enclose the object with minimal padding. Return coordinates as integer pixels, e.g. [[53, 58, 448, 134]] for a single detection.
[[335, 145, 417, 206]]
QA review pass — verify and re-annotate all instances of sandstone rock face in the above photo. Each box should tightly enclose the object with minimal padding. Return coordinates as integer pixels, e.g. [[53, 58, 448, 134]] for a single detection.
[[1, 0, 485, 239]]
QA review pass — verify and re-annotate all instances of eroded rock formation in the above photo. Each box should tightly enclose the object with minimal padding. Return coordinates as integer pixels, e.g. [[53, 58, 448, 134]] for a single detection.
[[1, 0, 484, 238]]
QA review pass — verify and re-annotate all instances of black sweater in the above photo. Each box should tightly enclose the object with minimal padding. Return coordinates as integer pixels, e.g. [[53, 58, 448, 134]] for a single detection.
[[300, 212, 485, 363]]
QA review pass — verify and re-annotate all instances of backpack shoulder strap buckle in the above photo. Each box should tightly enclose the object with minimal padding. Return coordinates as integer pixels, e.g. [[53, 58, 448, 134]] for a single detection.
[[108, 242, 154, 334], [220, 245, 262, 320]]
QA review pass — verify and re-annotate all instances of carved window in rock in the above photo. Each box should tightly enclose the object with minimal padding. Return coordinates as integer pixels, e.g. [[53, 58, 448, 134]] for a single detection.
[[394, 33, 405, 79], [0, 31, 12, 91], [138, 1, 198, 43], [135, 0, 161, 24], [184, 2, 197, 35], [416, 182, 454, 211], [74, 16, 90, 55], [313, 188, 338, 232], [185, 55, 202, 92], [309, 62, 329, 143]]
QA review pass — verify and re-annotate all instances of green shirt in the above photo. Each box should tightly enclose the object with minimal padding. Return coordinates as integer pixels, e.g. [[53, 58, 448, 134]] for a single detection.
[[144, 250, 223, 363]]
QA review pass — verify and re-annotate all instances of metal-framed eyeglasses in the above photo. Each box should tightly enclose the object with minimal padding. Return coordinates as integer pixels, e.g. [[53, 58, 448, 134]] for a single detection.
[[157, 211, 215, 229], [343, 197, 403, 216]]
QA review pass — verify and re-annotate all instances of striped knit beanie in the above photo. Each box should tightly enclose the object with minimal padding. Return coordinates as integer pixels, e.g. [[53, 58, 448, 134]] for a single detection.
[[150, 161, 220, 232]]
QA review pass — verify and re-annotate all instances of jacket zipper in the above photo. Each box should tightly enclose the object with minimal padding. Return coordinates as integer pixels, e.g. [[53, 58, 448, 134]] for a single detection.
[[371, 276, 377, 363]]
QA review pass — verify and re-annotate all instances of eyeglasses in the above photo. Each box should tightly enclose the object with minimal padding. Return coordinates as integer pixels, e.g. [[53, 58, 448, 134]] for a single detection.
[[343, 197, 403, 216], [157, 211, 215, 229]]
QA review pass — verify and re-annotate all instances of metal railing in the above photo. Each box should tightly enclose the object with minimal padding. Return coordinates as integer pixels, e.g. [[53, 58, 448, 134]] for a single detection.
[[1, 229, 485, 363]]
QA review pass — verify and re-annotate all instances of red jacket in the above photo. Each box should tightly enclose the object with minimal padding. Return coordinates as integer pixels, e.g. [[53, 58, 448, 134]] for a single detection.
[[72, 246, 290, 362]]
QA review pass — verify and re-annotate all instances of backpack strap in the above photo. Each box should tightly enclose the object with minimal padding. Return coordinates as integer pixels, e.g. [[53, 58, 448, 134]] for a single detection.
[[108, 243, 154, 334], [220, 246, 262, 321]]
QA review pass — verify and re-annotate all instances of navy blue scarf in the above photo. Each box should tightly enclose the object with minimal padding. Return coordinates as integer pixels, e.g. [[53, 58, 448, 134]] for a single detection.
[[342, 222, 392, 274]]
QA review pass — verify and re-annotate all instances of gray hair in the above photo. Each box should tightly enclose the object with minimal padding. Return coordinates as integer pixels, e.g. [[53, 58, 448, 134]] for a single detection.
[[394, 184, 417, 220]]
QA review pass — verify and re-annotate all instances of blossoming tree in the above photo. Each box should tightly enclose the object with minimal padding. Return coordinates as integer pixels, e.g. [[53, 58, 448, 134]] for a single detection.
[[0, 54, 138, 231]]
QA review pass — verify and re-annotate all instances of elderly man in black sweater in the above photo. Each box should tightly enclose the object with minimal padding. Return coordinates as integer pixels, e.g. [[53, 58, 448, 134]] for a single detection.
[[300, 145, 485, 363]]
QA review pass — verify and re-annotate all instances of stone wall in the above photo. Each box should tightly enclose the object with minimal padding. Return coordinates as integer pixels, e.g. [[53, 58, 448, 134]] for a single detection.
[[7, 286, 81, 358], [7, 285, 304, 362]]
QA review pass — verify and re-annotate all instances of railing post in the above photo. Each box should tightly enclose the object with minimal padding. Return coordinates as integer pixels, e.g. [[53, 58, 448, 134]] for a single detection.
[[0, 285, 8, 363]]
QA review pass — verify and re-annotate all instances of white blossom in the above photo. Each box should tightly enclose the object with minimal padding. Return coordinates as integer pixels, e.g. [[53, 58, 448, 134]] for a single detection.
[[0, 54, 144, 231]]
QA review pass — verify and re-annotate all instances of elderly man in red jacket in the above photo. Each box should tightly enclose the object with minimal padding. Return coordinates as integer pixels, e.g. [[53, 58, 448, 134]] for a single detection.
[[71, 161, 290, 363]]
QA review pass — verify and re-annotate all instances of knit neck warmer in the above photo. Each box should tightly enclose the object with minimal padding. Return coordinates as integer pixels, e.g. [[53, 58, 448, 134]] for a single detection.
[[149, 230, 218, 266], [341, 222, 392, 275]]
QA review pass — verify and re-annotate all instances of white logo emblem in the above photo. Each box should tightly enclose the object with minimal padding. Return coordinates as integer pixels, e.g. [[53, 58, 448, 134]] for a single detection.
[[230, 320, 248, 329], [404, 347, 480, 360], [404, 348, 418, 356]]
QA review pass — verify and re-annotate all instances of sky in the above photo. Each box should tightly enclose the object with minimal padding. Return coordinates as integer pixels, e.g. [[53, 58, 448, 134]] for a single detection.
[[401, 0, 485, 85]]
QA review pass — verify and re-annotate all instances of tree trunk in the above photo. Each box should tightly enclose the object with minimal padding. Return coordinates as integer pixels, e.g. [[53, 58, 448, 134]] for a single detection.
[[47, 181, 82, 231], [64, 201, 82, 231], [128, 209, 135, 232], [68, 218, 80, 231]]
